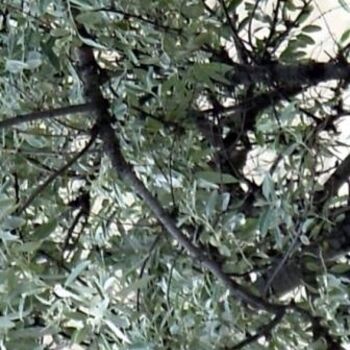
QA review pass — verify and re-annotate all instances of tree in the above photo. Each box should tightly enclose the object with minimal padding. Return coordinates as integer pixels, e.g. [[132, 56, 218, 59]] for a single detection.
[[1, 0, 350, 349]]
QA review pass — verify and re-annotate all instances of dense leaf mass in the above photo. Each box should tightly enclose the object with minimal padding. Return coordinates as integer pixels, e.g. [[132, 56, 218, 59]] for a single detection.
[[1, 0, 350, 349]]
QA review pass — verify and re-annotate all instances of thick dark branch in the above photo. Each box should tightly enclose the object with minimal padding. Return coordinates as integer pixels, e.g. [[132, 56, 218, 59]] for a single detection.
[[227, 61, 350, 86], [0, 103, 96, 130], [73, 24, 284, 314], [198, 86, 302, 123], [99, 120, 281, 312], [195, 86, 301, 148]]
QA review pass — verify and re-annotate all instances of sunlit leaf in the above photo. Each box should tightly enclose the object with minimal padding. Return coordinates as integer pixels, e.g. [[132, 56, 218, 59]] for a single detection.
[[195, 171, 237, 185], [65, 260, 90, 287]]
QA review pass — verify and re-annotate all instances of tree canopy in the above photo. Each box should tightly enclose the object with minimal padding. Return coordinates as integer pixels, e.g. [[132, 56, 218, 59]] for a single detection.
[[1, 0, 350, 349]]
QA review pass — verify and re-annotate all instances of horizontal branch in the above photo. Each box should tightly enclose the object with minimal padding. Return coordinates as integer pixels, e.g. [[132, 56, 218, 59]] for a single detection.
[[227, 61, 350, 86], [0, 102, 96, 130]]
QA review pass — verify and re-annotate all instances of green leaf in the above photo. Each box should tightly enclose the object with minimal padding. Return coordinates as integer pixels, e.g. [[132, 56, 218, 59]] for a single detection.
[[301, 218, 315, 233], [31, 219, 57, 241], [182, 4, 203, 18], [65, 260, 90, 287], [305, 261, 321, 272], [338, 0, 350, 12], [259, 208, 275, 236], [26, 51, 42, 70], [104, 319, 131, 343], [3, 216, 26, 230], [79, 35, 108, 50], [262, 174, 275, 201], [0, 316, 15, 329], [205, 190, 218, 217], [330, 263, 350, 274], [41, 38, 61, 70], [72, 326, 93, 345], [221, 192, 231, 211], [17, 241, 43, 253], [309, 338, 327, 350], [341, 28, 350, 43], [296, 34, 315, 47], [76, 12, 106, 27], [280, 102, 297, 122], [302, 25, 321, 33], [9, 325, 56, 338], [22, 134, 48, 148], [195, 171, 237, 185], [0, 197, 15, 211], [116, 276, 154, 300], [0, 0, 347, 346], [5, 60, 27, 74], [218, 244, 231, 257], [227, 0, 244, 11], [300, 235, 310, 245]]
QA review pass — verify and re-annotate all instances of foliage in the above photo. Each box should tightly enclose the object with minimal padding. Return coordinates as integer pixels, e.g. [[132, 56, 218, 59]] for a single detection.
[[0, 0, 350, 349]]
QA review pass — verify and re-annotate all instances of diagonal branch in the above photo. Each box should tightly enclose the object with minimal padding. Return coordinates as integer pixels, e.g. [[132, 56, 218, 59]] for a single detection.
[[18, 129, 97, 215], [72, 24, 284, 314], [217, 0, 250, 63], [99, 120, 282, 312], [232, 309, 285, 349]]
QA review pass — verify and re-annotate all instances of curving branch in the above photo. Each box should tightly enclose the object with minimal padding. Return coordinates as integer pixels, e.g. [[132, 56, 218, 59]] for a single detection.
[[73, 23, 284, 314], [100, 120, 282, 312]]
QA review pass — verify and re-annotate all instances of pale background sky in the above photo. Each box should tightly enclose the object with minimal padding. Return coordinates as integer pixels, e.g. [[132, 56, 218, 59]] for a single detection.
[[307, 1, 349, 60], [234, 1, 350, 187]]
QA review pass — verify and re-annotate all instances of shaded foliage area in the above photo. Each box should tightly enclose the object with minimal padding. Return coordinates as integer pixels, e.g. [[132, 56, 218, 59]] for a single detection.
[[1, 0, 350, 349]]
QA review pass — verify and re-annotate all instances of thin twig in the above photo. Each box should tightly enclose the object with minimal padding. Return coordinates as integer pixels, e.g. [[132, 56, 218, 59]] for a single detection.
[[18, 128, 97, 214], [136, 234, 162, 312], [94, 7, 181, 34], [218, 0, 250, 63], [231, 309, 285, 349], [247, 0, 262, 53]]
